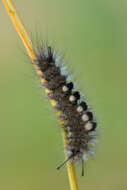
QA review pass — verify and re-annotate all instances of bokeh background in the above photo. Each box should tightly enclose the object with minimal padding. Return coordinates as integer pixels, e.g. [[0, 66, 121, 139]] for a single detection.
[[0, 0, 127, 189]]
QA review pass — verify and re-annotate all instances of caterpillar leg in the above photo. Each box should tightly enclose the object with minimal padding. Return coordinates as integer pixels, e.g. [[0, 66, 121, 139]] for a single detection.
[[81, 159, 85, 176], [56, 156, 73, 170]]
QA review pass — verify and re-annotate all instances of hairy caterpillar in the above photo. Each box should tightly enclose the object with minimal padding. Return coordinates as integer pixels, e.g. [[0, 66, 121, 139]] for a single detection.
[[34, 46, 97, 176]]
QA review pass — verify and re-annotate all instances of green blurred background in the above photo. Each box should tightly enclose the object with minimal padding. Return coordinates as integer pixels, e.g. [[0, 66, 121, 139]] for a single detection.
[[0, 0, 127, 189]]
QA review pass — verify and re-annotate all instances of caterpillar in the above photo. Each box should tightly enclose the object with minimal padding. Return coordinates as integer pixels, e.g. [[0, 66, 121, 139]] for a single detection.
[[34, 46, 97, 176]]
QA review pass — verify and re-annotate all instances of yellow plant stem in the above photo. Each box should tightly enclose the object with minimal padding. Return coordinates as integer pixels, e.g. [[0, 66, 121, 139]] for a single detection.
[[63, 133, 79, 190], [2, 1, 79, 190]]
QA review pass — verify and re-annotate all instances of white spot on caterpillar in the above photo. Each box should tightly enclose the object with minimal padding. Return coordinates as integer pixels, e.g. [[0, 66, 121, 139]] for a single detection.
[[84, 122, 93, 131], [62, 85, 68, 92], [77, 106, 83, 113], [82, 114, 89, 122], [69, 95, 76, 102]]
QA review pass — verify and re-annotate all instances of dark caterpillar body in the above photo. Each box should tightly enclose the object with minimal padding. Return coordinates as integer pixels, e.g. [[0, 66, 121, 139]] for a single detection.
[[35, 46, 97, 175]]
